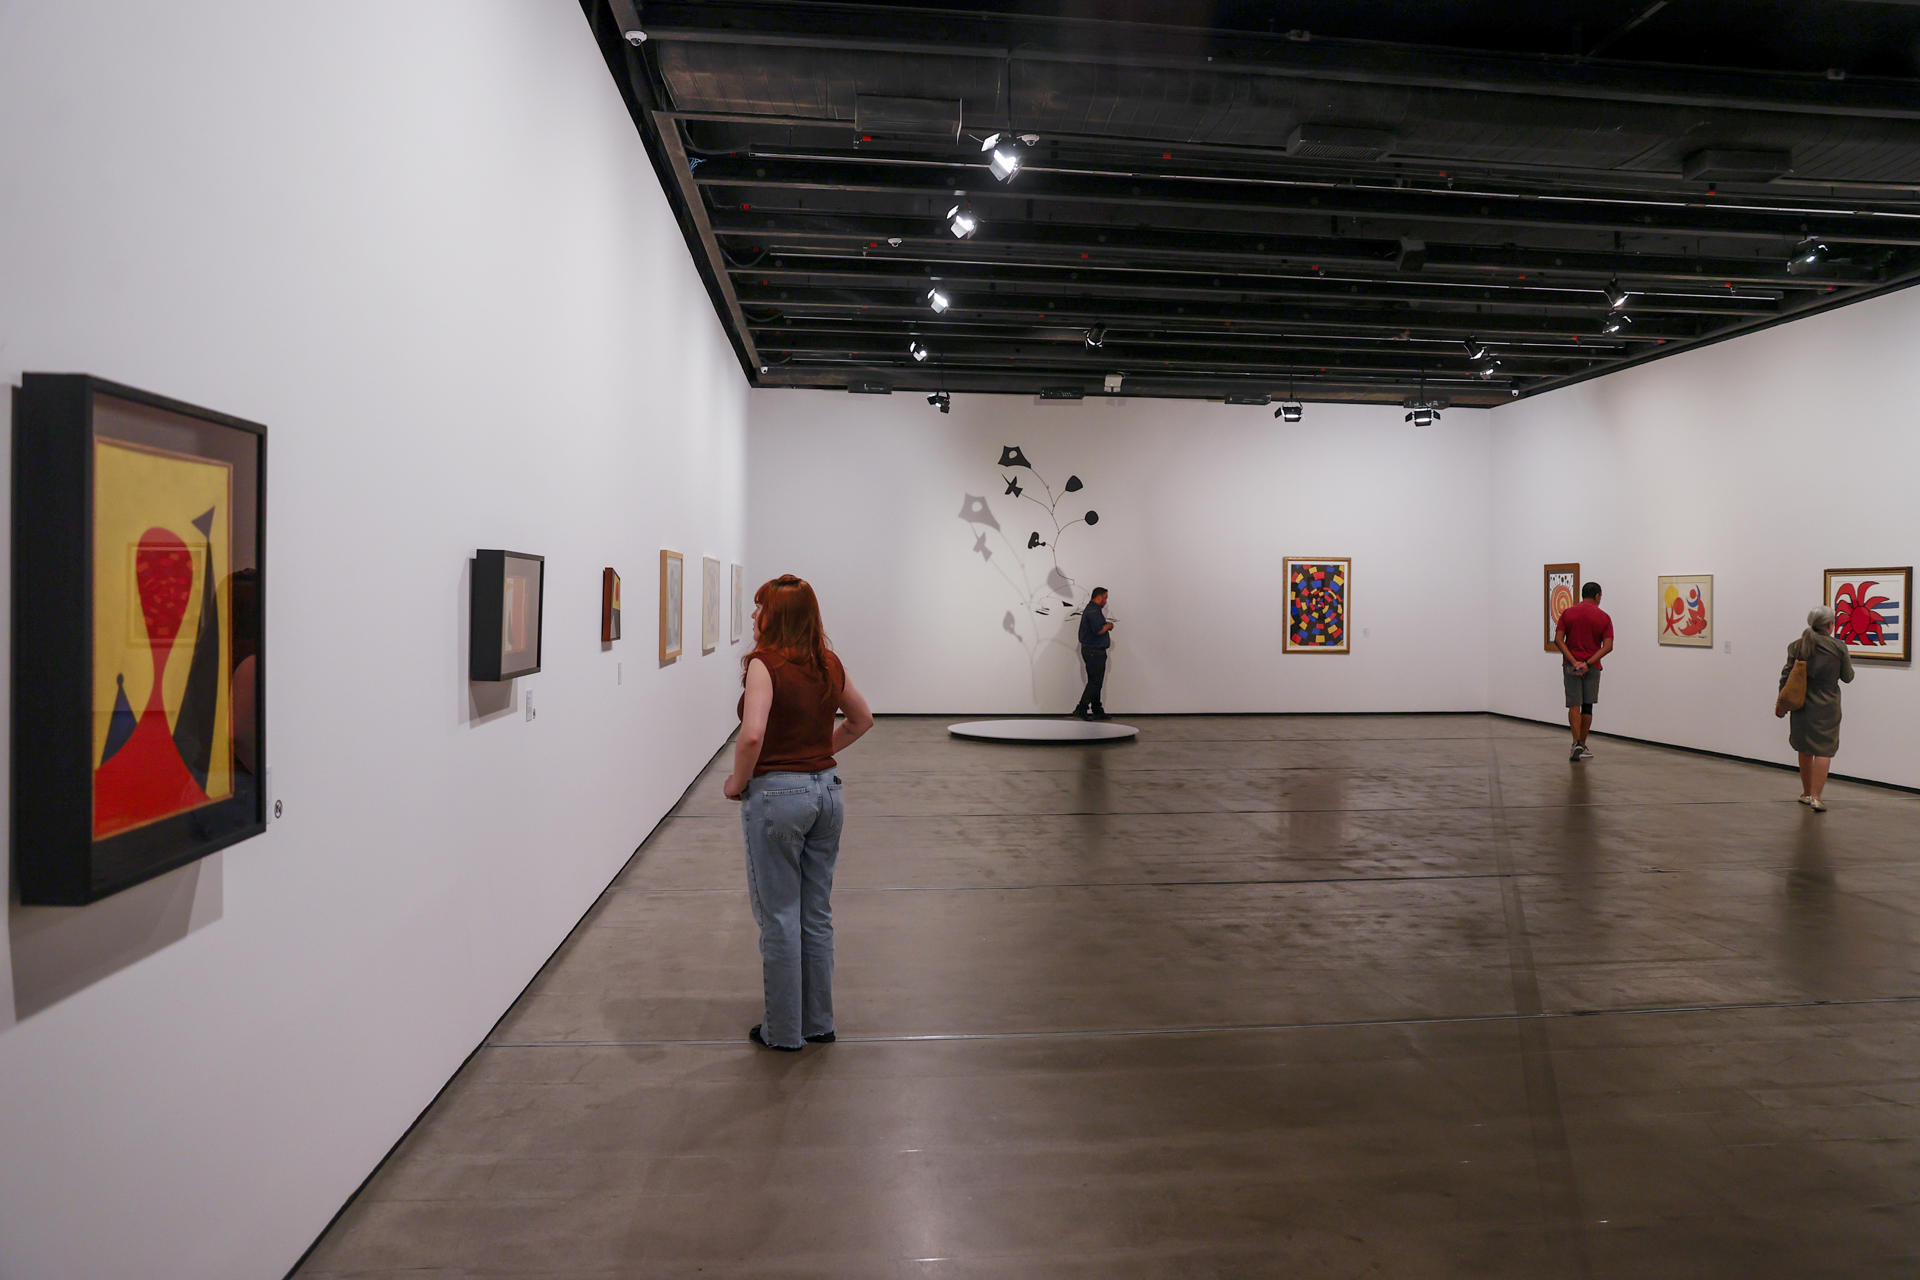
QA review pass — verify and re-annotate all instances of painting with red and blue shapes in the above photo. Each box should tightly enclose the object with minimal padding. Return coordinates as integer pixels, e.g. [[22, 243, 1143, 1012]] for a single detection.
[[1284, 557, 1351, 654]]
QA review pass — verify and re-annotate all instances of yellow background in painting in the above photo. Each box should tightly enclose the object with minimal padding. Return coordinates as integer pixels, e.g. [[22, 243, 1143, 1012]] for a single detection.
[[93, 439, 235, 803]]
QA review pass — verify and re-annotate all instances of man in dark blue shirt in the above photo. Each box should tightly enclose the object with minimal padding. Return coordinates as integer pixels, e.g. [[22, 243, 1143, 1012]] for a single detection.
[[1073, 587, 1114, 720]]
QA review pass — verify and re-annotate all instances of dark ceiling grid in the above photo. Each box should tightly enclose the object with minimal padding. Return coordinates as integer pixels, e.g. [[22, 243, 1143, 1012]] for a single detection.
[[582, 0, 1920, 407]]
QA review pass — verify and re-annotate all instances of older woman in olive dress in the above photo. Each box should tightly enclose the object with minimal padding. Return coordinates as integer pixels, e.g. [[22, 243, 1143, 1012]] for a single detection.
[[1782, 605, 1854, 812]]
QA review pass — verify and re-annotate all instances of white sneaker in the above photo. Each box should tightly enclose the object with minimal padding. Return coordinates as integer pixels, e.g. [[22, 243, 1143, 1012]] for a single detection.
[[1575, 745, 1594, 760]]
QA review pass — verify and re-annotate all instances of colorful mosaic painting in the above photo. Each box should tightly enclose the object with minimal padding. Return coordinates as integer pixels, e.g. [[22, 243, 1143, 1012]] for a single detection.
[[1284, 557, 1350, 654]]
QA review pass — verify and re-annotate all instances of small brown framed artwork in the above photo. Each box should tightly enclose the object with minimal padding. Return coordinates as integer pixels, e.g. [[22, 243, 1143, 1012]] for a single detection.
[[601, 567, 621, 643], [659, 550, 684, 662], [1543, 563, 1580, 652]]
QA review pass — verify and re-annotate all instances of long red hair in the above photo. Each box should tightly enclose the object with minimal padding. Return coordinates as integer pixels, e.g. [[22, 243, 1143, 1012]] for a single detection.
[[746, 575, 840, 699]]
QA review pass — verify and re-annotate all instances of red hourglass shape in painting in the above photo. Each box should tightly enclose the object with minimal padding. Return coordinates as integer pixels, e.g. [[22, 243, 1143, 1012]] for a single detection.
[[93, 527, 212, 836]]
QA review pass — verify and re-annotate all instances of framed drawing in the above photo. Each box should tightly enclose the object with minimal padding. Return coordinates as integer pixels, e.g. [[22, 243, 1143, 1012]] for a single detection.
[[470, 550, 545, 680], [730, 563, 745, 644], [1825, 567, 1911, 662], [659, 550, 683, 661], [1543, 563, 1579, 652], [601, 567, 621, 643], [12, 373, 267, 905], [1657, 575, 1713, 648], [1283, 557, 1350, 654], [701, 556, 722, 654]]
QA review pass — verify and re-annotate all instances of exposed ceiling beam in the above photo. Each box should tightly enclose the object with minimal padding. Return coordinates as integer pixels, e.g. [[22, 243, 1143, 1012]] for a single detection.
[[634, 2, 1920, 120], [692, 156, 1920, 247]]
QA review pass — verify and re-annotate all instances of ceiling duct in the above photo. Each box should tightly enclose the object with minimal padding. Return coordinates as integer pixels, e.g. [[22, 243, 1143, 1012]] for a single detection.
[[1681, 148, 1793, 182], [855, 95, 962, 139], [1286, 124, 1395, 162]]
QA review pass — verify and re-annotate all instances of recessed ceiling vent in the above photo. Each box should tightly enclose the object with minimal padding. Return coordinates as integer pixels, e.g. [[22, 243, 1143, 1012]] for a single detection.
[[1286, 124, 1395, 162], [1682, 147, 1793, 182], [855, 95, 962, 139]]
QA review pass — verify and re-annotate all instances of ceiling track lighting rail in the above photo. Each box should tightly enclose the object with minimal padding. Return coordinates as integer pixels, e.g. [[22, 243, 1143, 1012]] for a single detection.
[[687, 157, 1920, 247]]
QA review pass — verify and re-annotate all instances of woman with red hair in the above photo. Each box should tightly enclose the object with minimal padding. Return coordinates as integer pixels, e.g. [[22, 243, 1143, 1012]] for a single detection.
[[724, 575, 874, 1050]]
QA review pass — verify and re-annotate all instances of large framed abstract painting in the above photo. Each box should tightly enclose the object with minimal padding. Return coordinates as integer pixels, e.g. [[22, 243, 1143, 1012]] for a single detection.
[[469, 550, 544, 681], [1657, 574, 1713, 648], [1284, 557, 1350, 654], [659, 550, 683, 661], [601, 567, 622, 643], [730, 563, 745, 644], [1825, 566, 1911, 662], [12, 374, 266, 905], [701, 556, 722, 655], [1543, 563, 1579, 652]]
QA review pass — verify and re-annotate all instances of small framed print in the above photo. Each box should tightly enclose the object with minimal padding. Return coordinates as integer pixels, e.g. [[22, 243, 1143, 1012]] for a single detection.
[[13, 373, 267, 905], [1657, 574, 1713, 648], [659, 550, 684, 661], [1283, 557, 1350, 654], [1544, 563, 1579, 652], [471, 550, 545, 681], [701, 556, 722, 655], [730, 563, 745, 644], [1825, 566, 1911, 662], [601, 567, 622, 643]]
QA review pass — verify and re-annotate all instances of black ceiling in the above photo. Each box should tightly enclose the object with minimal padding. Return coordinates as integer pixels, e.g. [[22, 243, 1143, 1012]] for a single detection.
[[582, 0, 1920, 407]]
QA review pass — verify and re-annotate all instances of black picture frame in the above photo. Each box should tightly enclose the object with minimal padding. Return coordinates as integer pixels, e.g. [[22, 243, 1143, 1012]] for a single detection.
[[13, 373, 268, 906], [470, 549, 545, 681]]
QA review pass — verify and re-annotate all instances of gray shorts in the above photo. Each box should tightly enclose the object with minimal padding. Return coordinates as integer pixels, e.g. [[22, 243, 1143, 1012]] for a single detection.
[[1563, 666, 1601, 708]]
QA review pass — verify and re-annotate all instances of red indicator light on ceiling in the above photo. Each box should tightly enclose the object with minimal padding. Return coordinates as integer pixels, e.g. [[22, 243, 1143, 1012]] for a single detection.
[[1162, 152, 1172, 159], [861, 135, 872, 142], [1657, 338, 1666, 344], [742, 204, 751, 211], [1517, 274, 1526, 279]]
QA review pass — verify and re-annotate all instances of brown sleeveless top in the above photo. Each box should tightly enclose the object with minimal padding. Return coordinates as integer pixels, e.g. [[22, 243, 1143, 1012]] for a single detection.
[[738, 650, 845, 776]]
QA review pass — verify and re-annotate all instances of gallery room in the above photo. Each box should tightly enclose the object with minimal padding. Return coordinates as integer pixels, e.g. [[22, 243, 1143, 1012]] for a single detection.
[[5, 1, 1920, 1276]]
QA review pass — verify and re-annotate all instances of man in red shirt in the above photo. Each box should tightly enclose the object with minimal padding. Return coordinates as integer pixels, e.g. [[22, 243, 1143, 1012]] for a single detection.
[[1554, 581, 1614, 761]]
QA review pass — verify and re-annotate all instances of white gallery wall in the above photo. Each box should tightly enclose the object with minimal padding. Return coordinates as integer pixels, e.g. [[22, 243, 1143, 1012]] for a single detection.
[[0, 5, 748, 1279], [1488, 283, 1920, 788], [748, 391, 1494, 714]]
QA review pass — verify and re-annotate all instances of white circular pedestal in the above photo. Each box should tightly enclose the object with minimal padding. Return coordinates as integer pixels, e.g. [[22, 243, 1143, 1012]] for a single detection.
[[947, 719, 1139, 743]]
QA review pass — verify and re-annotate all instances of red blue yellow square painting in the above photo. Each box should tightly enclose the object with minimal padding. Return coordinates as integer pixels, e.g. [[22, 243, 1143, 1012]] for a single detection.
[[1284, 557, 1351, 654]]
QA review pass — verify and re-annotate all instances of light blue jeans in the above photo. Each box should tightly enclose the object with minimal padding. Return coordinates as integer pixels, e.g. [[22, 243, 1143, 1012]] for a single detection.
[[741, 769, 844, 1048]]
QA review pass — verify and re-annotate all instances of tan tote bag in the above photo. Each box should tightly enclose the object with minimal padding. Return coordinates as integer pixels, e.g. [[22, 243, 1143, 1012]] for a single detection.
[[1775, 639, 1810, 718]]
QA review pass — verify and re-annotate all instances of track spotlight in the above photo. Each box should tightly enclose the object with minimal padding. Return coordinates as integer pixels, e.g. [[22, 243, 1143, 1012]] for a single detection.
[[1462, 337, 1489, 361], [981, 133, 1023, 181], [1084, 323, 1107, 349], [947, 202, 977, 238], [909, 339, 929, 362], [1476, 359, 1503, 379], [1604, 277, 1630, 309], [927, 391, 951, 414], [1601, 311, 1632, 334], [1406, 405, 1437, 427], [1275, 374, 1304, 422], [1788, 237, 1831, 274], [927, 287, 951, 313]]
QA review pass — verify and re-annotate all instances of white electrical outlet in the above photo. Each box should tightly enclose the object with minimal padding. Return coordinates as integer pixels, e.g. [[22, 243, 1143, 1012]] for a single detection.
[[526, 692, 536, 722], [1724, 640, 1732, 654]]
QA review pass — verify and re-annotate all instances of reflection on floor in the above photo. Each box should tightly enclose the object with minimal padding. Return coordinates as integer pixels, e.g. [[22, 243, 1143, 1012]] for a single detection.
[[295, 715, 1920, 1279]]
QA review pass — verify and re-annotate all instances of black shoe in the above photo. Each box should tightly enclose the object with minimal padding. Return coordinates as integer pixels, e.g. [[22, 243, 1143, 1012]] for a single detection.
[[1070, 707, 1089, 719], [749, 1024, 801, 1052], [805, 1031, 836, 1044], [1091, 710, 1111, 721]]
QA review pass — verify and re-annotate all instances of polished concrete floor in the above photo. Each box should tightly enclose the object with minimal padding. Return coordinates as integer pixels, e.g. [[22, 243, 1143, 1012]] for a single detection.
[[296, 715, 1920, 1278]]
